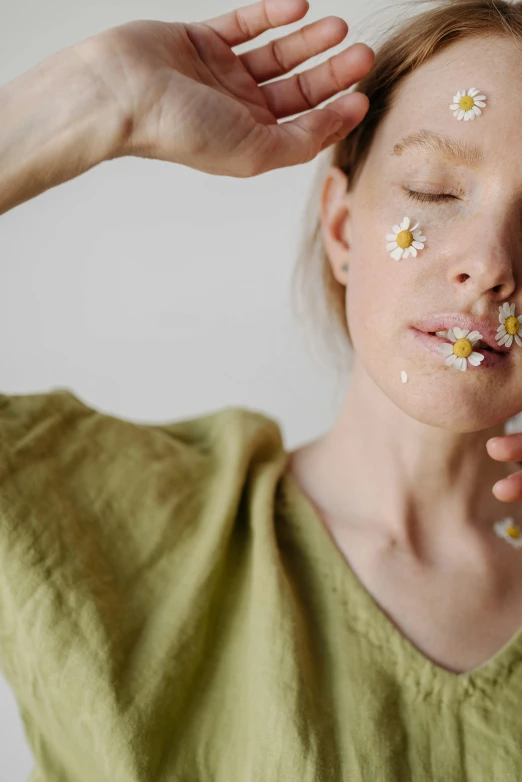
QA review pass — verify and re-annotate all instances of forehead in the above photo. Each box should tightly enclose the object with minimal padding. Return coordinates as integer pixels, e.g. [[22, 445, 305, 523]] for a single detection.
[[371, 35, 522, 165]]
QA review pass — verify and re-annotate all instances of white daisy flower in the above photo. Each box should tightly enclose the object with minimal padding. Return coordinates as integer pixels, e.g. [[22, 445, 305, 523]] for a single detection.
[[450, 88, 487, 121], [494, 517, 522, 548], [496, 302, 522, 348], [439, 327, 485, 371], [386, 217, 427, 261]]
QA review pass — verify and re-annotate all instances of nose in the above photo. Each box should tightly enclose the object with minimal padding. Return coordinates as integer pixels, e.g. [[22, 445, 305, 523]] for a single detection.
[[447, 224, 517, 303]]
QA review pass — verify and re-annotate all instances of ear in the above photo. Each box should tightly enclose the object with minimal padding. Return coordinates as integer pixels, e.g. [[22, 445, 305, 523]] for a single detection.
[[320, 166, 353, 285]]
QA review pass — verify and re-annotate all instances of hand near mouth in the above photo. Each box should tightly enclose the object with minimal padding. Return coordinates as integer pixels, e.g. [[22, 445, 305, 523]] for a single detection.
[[488, 436, 522, 501]]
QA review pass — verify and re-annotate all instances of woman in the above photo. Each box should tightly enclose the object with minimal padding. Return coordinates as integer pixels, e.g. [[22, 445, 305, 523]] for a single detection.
[[2, 0, 522, 778]]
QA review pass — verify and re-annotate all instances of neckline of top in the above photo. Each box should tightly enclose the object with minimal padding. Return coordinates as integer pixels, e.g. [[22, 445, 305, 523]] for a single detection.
[[281, 461, 522, 700]]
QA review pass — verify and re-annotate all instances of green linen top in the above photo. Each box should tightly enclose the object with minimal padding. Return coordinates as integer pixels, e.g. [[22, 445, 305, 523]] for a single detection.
[[1, 387, 522, 782]]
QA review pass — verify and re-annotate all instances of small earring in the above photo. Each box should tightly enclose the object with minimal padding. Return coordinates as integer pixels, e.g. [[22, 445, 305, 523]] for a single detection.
[[341, 264, 349, 272]]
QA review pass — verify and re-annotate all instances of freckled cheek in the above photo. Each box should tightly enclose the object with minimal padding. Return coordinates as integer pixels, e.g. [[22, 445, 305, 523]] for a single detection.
[[345, 246, 400, 350]]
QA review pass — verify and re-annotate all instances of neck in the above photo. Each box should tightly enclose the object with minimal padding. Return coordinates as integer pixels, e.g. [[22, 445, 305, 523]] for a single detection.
[[292, 359, 521, 559]]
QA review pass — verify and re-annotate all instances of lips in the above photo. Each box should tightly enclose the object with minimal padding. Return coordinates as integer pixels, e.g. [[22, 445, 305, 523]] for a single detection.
[[413, 313, 509, 354]]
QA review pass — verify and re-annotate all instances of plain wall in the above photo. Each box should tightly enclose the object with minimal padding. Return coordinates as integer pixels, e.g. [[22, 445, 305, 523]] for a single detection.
[[3, 0, 515, 779]]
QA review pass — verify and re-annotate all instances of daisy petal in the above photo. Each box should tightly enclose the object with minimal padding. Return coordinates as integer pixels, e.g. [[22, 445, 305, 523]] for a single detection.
[[457, 110, 465, 121], [464, 112, 472, 121], [401, 217, 410, 230], [445, 354, 457, 366], [503, 302, 511, 317], [453, 110, 461, 118], [468, 88, 480, 97], [412, 241, 424, 250], [440, 344, 454, 356], [410, 246, 417, 258], [410, 222, 420, 232], [472, 106, 482, 117], [391, 247, 403, 261], [474, 96, 487, 102], [468, 353, 484, 366], [459, 358, 467, 371], [392, 225, 401, 235], [387, 242, 399, 251], [467, 330, 482, 342], [403, 247, 411, 259], [474, 100, 486, 108], [447, 329, 456, 342], [386, 234, 397, 241], [414, 235, 427, 242], [507, 336, 514, 347], [511, 302, 516, 315], [459, 329, 470, 338], [453, 327, 464, 339], [498, 333, 511, 346], [516, 334, 522, 347], [450, 104, 460, 111]]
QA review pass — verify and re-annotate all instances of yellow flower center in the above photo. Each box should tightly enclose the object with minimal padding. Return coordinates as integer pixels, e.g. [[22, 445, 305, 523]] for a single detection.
[[459, 95, 474, 111], [505, 315, 520, 336], [506, 525, 520, 539], [396, 230, 413, 249], [453, 338, 473, 358]]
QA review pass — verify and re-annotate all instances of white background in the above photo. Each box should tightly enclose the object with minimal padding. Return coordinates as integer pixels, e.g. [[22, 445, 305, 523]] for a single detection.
[[0, 0, 444, 777]]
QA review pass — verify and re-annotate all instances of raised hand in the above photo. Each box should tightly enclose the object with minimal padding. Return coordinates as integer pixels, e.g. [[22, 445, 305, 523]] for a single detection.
[[81, 0, 374, 176]]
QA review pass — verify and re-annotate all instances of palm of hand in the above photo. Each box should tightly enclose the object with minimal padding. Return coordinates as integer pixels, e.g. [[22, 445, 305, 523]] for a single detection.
[[102, 20, 276, 171], [92, 2, 374, 176]]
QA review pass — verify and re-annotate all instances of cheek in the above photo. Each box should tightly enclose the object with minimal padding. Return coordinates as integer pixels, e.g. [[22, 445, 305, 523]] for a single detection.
[[345, 243, 404, 353]]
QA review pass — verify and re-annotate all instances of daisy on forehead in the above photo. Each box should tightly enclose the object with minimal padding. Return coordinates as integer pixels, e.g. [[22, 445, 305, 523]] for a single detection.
[[386, 217, 427, 261], [450, 87, 487, 121], [496, 302, 522, 348]]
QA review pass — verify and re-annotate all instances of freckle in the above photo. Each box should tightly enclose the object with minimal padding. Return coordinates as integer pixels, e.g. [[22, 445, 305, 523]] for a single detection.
[[401, 370, 408, 384]]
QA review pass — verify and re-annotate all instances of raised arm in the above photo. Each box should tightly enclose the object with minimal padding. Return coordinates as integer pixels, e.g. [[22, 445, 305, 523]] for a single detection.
[[0, 46, 126, 216], [0, 0, 374, 216]]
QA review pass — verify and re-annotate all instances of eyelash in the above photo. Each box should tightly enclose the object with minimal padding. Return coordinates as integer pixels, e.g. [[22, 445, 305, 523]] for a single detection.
[[405, 189, 459, 204]]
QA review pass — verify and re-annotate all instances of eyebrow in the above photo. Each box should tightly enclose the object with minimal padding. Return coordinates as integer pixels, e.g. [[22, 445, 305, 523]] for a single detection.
[[392, 130, 484, 168]]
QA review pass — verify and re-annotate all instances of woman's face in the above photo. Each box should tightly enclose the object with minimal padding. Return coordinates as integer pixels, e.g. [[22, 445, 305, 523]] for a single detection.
[[331, 34, 522, 432]]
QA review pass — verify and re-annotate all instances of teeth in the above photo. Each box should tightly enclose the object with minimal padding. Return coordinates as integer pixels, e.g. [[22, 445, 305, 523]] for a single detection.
[[435, 330, 448, 338]]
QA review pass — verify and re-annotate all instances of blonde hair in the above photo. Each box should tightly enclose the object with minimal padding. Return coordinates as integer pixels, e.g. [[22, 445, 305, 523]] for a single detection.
[[292, 0, 522, 375]]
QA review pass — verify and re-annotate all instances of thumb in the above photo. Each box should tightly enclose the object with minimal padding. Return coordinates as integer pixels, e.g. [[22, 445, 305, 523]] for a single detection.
[[260, 109, 345, 171]]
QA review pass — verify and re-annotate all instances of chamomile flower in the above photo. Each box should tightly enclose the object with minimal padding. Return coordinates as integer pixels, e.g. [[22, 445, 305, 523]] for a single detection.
[[450, 88, 487, 121], [494, 518, 522, 548], [439, 327, 485, 371], [496, 302, 522, 348], [386, 217, 427, 261]]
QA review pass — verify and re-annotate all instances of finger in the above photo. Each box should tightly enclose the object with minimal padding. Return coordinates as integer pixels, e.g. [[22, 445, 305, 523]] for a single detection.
[[317, 92, 369, 151], [202, 0, 310, 48], [261, 43, 374, 120], [255, 91, 369, 172], [492, 471, 522, 502], [487, 434, 522, 463], [239, 15, 348, 84]]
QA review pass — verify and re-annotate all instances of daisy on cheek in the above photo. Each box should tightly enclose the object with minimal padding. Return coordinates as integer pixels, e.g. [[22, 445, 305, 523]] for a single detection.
[[439, 328, 485, 371], [386, 217, 427, 261], [496, 302, 522, 348]]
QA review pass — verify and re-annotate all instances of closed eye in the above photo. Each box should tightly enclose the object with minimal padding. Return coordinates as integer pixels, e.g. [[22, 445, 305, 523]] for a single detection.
[[405, 189, 459, 204]]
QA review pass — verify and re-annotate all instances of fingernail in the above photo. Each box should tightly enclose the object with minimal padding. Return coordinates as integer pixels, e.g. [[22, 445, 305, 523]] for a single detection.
[[487, 437, 500, 447]]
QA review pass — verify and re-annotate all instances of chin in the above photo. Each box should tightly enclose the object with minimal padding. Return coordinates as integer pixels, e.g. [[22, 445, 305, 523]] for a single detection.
[[389, 385, 512, 433]]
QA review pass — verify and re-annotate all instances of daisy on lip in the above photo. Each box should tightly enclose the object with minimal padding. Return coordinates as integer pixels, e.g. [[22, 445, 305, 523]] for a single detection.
[[439, 327, 484, 371]]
